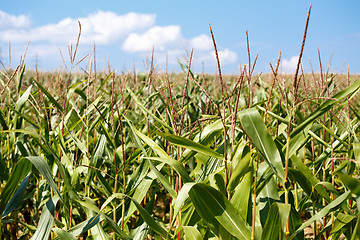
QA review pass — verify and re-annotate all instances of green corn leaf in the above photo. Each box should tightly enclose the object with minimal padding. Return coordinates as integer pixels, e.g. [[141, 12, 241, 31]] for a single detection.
[[65, 215, 102, 237], [134, 128, 193, 183], [261, 203, 290, 240], [133, 128, 168, 160], [228, 151, 252, 192], [330, 213, 355, 236], [132, 221, 149, 240], [87, 193, 168, 238], [148, 159, 177, 198], [315, 129, 351, 166], [86, 134, 107, 185], [258, 170, 281, 227], [157, 131, 224, 161], [238, 108, 285, 184], [353, 142, 360, 162], [99, 193, 123, 212], [39, 135, 80, 201], [53, 228, 77, 240], [124, 172, 154, 223], [96, 71, 113, 93], [257, 105, 289, 125], [17, 64, 25, 95], [0, 109, 8, 130], [230, 172, 252, 221], [127, 86, 172, 132], [74, 88, 87, 101], [172, 182, 196, 225], [189, 183, 251, 240], [2, 174, 30, 218], [127, 195, 168, 238], [180, 118, 223, 162], [146, 157, 192, 183], [16, 141, 29, 157], [287, 168, 315, 201], [76, 199, 131, 240], [65, 125, 88, 155], [63, 108, 83, 133], [291, 79, 360, 138], [91, 134, 107, 167], [26, 156, 64, 204], [351, 215, 360, 240], [95, 171, 112, 197], [290, 154, 330, 202], [32, 78, 64, 112], [336, 173, 360, 196], [15, 84, 32, 111], [183, 226, 203, 240], [7, 103, 40, 129], [0, 158, 32, 218], [125, 156, 150, 195], [285, 124, 311, 157], [30, 195, 59, 240], [290, 191, 350, 239], [85, 198, 112, 240], [99, 121, 115, 149], [123, 162, 164, 224]]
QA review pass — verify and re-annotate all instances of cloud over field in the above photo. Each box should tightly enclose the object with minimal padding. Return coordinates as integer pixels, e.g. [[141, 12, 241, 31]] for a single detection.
[[188, 35, 237, 67], [0, 10, 237, 70], [122, 25, 181, 52], [189, 34, 213, 51], [281, 56, 299, 73], [0, 11, 155, 44], [0, 10, 31, 29], [122, 28, 237, 67]]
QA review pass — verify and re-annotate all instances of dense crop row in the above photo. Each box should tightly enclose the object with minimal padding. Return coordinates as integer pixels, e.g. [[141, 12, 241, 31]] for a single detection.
[[1, 54, 360, 240], [2, 8, 360, 238]]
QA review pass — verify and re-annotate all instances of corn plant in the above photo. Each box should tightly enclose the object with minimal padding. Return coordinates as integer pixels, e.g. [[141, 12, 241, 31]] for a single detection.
[[2, 6, 360, 240]]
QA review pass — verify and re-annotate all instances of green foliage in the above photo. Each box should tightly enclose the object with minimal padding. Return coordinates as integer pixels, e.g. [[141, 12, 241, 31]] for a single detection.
[[0, 60, 360, 240]]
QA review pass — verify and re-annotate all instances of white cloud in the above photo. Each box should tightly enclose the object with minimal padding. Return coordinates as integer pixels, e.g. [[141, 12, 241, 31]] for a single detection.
[[187, 35, 237, 66], [122, 25, 181, 52], [0, 10, 239, 71], [27, 45, 59, 58], [0, 11, 156, 44], [281, 55, 299, 73], [0, 10, 31, 29], [218, 49, 238, 65], [189, 34, 213, 51], [80, 11, 156, 44], [191, 48, 237, 66], [1, 18, 78, 43]]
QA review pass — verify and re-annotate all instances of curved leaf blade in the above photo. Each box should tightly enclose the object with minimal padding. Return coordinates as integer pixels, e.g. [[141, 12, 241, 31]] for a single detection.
[[30, 195, 59, 240], [183, 226, 202, 240], [53, 228, 77, 240], [146, 157, 192, 183], [261, 203, 290, 240], [157, 131, 224, 161], [33, 78, 64, 112], [291, 79, 360, 137], [290, 191, 350, 239], [127, 86, 172, 131], [26, 156, 64, 204], [238, 108, 285, 183], [189, 183, 251, 239], [0, 158, 32, 217], [2, 174, 30, 218], [228, 151, 252, 192]]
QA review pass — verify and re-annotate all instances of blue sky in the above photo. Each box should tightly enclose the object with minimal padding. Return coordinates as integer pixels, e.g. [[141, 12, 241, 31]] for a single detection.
[[0, 1, 359, 74]]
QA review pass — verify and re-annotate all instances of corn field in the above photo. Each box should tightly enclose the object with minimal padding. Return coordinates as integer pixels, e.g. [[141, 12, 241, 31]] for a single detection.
[[2, 11, 360, 240]]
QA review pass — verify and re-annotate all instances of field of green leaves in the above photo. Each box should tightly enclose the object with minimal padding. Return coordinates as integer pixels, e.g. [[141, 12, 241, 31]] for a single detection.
[[1, 51, 360, 240], [1, 9, 360, 237]]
